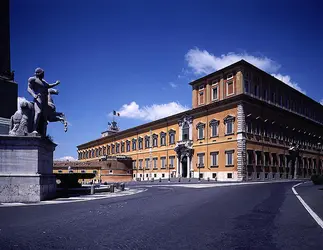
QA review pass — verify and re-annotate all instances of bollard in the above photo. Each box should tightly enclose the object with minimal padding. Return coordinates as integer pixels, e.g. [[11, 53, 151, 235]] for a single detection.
[[120, 183, 125, 191], [178, 178, 181, 182], [207, 177, 210, 182], [188, 178, 191, 182], [109, 185, 115, 193], [90, 184, 95, 195], [159, 178, 161, 182]]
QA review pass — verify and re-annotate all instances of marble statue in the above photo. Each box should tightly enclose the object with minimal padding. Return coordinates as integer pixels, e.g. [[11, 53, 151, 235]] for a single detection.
[[9, 98, 34, 136], [9, 68, 68, 136], [47, 88, 68, 132]]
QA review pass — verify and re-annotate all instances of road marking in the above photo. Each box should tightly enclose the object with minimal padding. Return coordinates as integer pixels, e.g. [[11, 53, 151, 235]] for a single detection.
[[292, 182, 323, 230]]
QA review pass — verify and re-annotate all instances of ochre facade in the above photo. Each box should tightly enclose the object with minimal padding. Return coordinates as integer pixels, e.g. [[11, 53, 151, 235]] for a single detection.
[[76, 60, 323, 182]]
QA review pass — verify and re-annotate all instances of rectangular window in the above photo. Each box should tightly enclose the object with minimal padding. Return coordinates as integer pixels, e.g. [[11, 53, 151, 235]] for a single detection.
[[226, 150, 234, 166], [161, 157, 166, 169], [139, 139, 143, 150], [271, 92, 276, 103], [111, 145, 115, 154], [153, 157, 157, 169], [210, 152, 219, 167], [226, 81, 234, 96], [132, 160, 136, 169], [121, 143, 125, 153], [126, 141, 130, 152], [198, 126, 204, 139], [116, 144, 120, 153], [145, 159, 149, 169], [227, 173, 233, 179], [244, 80, 249, 93], [198, 91, 204, 105], [254, 84, 259, 97], [154, 174, 157, 178], [139, 159, 143, 169], [169, 133, 175, 144], [145, 137, 150, 148], [226, 121, 234, 134], [160, 135, 166, 146], [197, 153, 205, 167], [153, 137, 158, 147], [211, 123, 218, 137], [212, 85, 218, 100], [280, 95, 283, 106], [132, 140, 136, 150], [162, 173, 165, 178], [169, 156, 175, 168], [263, 89, 268, 100], [212, 173, 217, 179]]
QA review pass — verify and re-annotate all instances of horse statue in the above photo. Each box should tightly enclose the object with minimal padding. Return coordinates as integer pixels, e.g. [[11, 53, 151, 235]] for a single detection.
[[9, 68, 68, 136]]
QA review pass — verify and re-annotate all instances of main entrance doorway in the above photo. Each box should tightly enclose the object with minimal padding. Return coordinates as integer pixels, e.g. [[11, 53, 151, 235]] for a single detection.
[[182, 156, 188, 178]]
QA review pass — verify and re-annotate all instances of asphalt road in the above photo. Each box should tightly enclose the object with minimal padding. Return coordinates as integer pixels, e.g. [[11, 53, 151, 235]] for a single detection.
[[1, 182, 323, 250]]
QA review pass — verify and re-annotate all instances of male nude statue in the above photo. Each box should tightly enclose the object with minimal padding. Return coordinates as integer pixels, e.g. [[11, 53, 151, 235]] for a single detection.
[[27, 68, 60, 135]]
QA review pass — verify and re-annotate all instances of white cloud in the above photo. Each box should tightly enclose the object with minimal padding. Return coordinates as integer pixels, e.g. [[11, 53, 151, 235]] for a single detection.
[[184, 47, 306, 94], [55, 156, 77, 162], [116, 101, 189, 121], [169, 82, 177, 88], [271, 73, 306, 94], [320, 99, 323, 105], [185, 48, 280, 75]]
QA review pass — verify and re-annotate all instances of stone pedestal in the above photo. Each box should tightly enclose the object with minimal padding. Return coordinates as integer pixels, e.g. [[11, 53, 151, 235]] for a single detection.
[[0, 135, 57, 203]]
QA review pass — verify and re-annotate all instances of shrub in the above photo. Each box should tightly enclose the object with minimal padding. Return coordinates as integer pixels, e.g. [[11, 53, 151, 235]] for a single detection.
[[311, 175, 323, 185]]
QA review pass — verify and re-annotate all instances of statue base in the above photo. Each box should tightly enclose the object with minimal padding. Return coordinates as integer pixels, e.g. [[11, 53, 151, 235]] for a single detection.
[[0, 135, 57, 203]]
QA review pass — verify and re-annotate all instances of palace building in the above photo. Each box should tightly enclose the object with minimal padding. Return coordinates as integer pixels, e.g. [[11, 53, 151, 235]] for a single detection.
[[73, 60, 323, 182]]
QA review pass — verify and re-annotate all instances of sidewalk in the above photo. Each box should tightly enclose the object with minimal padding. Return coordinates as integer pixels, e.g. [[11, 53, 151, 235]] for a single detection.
[[0, 188, 146, 207], [295, 182, 323, 221]]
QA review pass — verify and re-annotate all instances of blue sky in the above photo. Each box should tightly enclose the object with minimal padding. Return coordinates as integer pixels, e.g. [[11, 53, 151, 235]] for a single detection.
[[10, 0, 323, 160]]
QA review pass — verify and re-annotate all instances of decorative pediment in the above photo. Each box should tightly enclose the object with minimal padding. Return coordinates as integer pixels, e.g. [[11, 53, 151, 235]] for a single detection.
[[209, 119, 219, 126], [196, 122, 206, 129], [224, 115, 235, 123], [152, 133, 158, 138], [169, 129, 176, 134], [178, 114, 193, 126], [131, 138, 137, 142], [160, 131, 166, 136]]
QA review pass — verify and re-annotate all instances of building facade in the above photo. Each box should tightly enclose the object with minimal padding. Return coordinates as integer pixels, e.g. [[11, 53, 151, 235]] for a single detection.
[[53, 156, 133, 183], [76, 60, 323, 182]]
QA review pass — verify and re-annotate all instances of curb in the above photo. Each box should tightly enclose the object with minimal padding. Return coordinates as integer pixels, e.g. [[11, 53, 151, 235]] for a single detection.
[[139, 180, 301, 189], [0, 188, 147, 208]]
